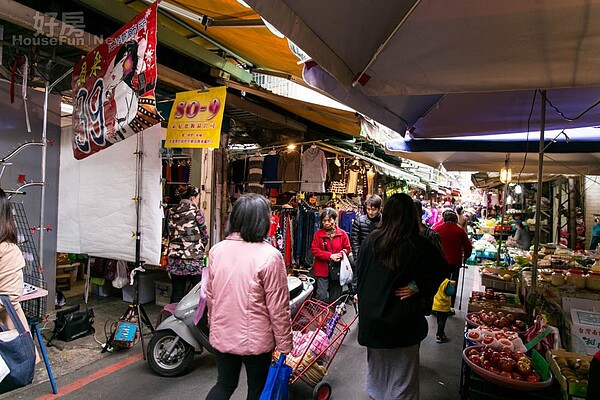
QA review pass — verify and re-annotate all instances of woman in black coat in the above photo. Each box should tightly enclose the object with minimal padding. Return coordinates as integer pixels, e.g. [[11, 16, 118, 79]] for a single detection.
[[356, 193, 446, 400]]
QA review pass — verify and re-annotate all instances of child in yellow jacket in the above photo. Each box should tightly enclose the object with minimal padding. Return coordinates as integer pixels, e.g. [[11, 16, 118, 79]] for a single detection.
[[432, 278, 456, 343]]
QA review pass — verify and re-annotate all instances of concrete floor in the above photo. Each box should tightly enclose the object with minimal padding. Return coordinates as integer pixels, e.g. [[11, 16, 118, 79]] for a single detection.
[[2, 266, 481, 399]]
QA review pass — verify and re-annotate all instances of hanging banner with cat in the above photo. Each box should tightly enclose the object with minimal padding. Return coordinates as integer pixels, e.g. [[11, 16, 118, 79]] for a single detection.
[[71, 2, 159, 160]]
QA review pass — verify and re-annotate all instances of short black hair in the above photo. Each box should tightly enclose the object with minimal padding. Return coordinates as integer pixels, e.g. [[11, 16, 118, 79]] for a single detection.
[[365, 194, 382, 209], [178, 185, 199, 200], [319, 207, 338, 228], [443, 210, 458, 223], [226, 194, 271, 242]]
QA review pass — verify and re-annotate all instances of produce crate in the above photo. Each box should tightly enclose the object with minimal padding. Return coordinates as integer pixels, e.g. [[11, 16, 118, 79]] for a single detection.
[[475, 250, 497, 260], [478, 227, 495, 235], [466, 301, 526, 319], [545, 349, 590, 400], [481, 272, 516, 292]]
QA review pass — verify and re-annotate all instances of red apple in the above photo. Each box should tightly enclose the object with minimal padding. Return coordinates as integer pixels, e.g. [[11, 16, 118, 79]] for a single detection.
[[465, 347, 480, 357], [527, 372, 541, 382], [498, 357, 516, 372], [482, 335, 495, 345], [482, 360, 493, 370], [516, 360, 532, 375], [499, 371, 512, 379], [506, 313, 516, 322], [468, 355, 482, 366], [491, 352, 502, 365], [514, 320, 526, 331], [489, 366, 501, 375], [467, 331, 481, 341], [511, 372, 524, 380]]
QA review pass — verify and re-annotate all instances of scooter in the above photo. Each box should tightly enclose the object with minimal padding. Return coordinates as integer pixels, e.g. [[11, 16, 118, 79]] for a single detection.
[[147, 274, 314, 377]]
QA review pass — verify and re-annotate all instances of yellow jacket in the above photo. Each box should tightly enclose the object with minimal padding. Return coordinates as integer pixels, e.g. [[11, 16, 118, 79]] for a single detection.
[[432, 278, 452, 312]]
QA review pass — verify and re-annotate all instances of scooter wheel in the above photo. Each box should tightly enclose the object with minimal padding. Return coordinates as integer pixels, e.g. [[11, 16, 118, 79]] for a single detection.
[[147, 330, 194, 377], [313, 380, 331, 400]]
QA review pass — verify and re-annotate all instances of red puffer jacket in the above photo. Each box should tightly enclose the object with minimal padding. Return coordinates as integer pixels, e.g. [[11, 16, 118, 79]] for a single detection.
[[311, 227, 351, 278]]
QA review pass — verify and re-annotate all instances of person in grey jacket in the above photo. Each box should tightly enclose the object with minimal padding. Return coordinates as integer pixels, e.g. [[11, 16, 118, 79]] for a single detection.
[[351, 194, 382, 259]]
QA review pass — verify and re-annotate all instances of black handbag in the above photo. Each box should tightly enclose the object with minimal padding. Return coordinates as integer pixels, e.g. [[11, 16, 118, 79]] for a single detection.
[[322, 237, 341, 281], [48, 305, 95, 345], [0, 296, 36, 393], [328, 261, 341, 281]]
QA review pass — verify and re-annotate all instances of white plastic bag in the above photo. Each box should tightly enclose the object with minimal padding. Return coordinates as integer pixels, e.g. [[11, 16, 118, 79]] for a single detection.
[[112, 260, 129, 289], [339, 252, 353, 286]]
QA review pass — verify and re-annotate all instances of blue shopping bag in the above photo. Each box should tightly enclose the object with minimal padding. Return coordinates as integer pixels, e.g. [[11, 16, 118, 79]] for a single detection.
[[259, 354, 292, 400]]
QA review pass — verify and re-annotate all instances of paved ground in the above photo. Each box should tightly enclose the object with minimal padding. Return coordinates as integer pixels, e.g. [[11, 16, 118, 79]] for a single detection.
[[2, 266, 480, 399]]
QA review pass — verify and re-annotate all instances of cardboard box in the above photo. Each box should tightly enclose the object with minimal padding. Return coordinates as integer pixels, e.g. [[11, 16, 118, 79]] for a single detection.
[[154, 280, 172, 307], [122, 270, 166, 304], [562, 297, 600, 314], [545, 349, 590, 400], [94, 283, 116, 297], [568, 308, 600, 355]]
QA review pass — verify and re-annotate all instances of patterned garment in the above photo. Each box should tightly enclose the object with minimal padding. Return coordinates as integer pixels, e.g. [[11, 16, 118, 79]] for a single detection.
[[247, 155, 265, 194], [166, 257, 203, 276], [167, 199, 209, 260], [328, 181, 347, 194]]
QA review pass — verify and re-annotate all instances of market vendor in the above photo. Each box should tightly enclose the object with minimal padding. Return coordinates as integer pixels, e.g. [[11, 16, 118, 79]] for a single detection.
[[508, 220, 531, 250]]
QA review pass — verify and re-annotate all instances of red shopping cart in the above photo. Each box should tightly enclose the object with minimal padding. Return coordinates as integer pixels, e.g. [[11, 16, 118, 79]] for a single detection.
[[274, 297, 358, 400]]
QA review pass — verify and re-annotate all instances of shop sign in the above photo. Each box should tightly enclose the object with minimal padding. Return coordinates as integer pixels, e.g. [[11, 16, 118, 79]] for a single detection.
[[71, 3, 160, 160], [165, 87, 227, 148]]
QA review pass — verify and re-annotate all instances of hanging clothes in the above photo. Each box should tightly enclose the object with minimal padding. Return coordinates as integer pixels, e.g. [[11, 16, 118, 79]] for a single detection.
[[367, 168, 377, 195], [230, 158, 247, 184], [262, 154, 281, 191], [278, 150, 301, 193], [327, 158, 346, 194], [247, 155, 264, 194], [338, 210, 356, 238], [300, 147, 327, 193]]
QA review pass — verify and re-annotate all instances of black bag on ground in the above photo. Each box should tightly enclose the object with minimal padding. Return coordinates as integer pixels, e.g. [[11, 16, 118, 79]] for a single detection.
[[48, 305, 95, 345]]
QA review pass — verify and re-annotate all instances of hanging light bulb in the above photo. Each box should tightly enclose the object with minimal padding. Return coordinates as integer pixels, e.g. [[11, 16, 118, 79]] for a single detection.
[[515, 184, 522, 194], [499, 155, 512, 184]]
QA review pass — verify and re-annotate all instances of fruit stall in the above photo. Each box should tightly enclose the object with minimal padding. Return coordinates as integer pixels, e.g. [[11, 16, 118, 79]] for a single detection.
[[460, 243, 599, 399]]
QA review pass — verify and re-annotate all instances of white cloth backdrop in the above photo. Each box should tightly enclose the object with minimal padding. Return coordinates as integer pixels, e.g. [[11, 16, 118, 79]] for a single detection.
[[57, 124, 162, 265]]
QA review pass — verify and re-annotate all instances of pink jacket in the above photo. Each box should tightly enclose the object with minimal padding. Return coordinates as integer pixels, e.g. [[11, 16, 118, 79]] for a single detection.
[[206, 233, 293, 355]]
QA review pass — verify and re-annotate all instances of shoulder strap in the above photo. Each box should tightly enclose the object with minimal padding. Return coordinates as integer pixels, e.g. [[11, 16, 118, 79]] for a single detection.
[[0, 295, 27, 334]]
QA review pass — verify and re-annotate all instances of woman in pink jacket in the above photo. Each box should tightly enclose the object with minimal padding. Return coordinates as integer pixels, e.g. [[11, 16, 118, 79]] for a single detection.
[[206, 194, 292, 400]]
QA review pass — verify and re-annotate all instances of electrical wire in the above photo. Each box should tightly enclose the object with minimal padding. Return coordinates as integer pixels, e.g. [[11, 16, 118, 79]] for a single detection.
[[538, 90, 600, 122], [517, 90, 537, 182]]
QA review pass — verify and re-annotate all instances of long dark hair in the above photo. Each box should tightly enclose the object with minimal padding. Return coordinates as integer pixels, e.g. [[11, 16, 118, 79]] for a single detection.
[[226, 194, 271, 243], [366, 193, 420, 270], [0, 188, 17, 244]]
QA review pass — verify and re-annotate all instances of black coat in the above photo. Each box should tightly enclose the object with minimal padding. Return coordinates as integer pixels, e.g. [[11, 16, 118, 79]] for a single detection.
[[356, 234, 446, 349], [351, 213, 381, 258]]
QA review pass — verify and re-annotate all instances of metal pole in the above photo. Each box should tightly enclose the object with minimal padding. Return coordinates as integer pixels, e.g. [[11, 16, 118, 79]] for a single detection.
[[496, 155, 510, 267], [39, 82, 49, 271], [529, 90, 547, 322]]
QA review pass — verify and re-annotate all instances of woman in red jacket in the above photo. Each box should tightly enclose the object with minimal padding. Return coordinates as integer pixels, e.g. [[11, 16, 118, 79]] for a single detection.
[[311, 207, 351, 303]]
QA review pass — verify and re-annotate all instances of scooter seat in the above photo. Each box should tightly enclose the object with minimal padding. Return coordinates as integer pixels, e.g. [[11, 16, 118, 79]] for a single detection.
[[156, 303, 178, 326], [288, 276, 303, 300]]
